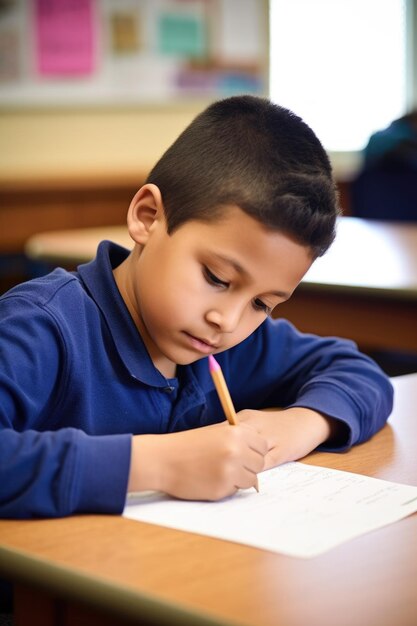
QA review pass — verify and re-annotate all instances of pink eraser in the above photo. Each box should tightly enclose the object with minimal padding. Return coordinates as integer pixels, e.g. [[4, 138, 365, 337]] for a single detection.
[[208, 354, 220, 372]]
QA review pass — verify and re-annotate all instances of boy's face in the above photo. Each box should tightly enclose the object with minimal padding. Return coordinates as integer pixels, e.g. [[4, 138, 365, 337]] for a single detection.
[[119, 203, 313, 377]]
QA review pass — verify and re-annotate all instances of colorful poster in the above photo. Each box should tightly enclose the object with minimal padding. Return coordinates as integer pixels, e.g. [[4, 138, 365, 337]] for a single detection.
[[158, 10, 206, 58], [0, 30, 21, 82], [34, 0, 95, 76], [110, 11, 141, 55]]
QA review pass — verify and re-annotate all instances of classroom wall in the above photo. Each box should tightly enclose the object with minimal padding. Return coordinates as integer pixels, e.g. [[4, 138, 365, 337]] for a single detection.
[[0, 102, 355, 274], [0, 0, 269, 289], [0, 105, 202, 183], [0, 105, 361, 184], [0, 0, 355, 292], [0, 106, 204, 296], [0, 0, 268, 183]]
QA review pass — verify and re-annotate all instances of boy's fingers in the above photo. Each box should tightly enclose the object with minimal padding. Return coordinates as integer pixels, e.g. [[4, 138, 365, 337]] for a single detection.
[[239, 465, 262, 490], [239, 424, 268, 455], [245, 449, 265, 474], [238, 436, 266, 475]]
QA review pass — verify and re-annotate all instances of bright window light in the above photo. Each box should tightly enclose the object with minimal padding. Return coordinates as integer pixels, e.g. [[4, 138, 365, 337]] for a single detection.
[[269, 0, 407, 151]]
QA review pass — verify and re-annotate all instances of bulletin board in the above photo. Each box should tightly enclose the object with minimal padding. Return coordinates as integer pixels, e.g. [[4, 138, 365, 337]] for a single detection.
[[0, 0, 268, 108]]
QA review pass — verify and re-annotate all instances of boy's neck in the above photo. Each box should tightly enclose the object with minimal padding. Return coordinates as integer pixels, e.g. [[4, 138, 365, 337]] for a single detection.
[[159, 362, 177, 379], [113, 256, 178, 380]]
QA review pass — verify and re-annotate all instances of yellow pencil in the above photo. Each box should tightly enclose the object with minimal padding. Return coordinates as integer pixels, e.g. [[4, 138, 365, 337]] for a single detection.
[[208, 354, 259, 492]]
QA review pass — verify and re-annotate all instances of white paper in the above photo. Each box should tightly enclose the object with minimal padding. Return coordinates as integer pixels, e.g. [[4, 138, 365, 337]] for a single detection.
[[123, 462, 417, 558]]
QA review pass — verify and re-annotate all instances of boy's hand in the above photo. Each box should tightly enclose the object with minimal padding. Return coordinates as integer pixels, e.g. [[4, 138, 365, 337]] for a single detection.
[[237, 407, 337, 470], [128, 422, 267, 501]]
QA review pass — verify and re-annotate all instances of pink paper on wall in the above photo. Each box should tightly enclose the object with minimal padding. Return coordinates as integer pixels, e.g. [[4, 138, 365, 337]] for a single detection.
[[34, 0, 95, 76]]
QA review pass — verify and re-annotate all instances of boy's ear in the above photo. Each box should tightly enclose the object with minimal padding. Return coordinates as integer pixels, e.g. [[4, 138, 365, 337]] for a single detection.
[[127, 184, 165, 245]]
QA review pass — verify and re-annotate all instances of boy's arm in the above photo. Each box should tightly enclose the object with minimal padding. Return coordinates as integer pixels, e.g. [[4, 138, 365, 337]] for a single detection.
[[0, 298, 130, 519], [0, 297, 265, 516], [127, 422, 267, 500], [224, 318, 394, 452]]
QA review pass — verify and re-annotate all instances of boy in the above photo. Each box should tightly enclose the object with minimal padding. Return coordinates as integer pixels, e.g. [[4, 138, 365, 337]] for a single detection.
[[0, 95, 393, 518]]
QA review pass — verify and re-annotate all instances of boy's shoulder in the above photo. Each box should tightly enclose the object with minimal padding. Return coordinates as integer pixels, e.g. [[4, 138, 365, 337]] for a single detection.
[[1, 268, 84, 311]]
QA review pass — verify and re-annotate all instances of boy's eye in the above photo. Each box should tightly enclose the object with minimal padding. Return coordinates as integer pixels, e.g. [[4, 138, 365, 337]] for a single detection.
[[253, 298, 272, 315], [203, 266, 229, 288]]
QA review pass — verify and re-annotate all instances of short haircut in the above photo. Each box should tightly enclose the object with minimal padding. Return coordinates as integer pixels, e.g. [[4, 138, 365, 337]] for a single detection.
[[146, 95, 339, 258]]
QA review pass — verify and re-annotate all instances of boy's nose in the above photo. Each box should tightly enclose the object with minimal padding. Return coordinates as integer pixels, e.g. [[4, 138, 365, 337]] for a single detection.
[[205, 306, 242, 333]]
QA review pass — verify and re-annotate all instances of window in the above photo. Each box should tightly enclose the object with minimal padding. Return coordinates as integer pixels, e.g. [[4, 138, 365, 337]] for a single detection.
[[269, 0, 409, 153]]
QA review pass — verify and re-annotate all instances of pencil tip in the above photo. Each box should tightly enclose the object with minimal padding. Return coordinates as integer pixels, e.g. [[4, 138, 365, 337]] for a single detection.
[[208, 354, 220, 372]]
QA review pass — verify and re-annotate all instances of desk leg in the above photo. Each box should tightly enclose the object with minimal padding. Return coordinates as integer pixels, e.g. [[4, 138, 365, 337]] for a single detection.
[[14, 584, 142, 626], [14, 584, 60, 626], [65, 604, 133, 626]]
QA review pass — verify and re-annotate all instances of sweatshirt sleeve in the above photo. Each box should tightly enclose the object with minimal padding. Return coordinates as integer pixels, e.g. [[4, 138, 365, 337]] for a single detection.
[[0, 428, 131, 518], [222, 318, 394, 451], [0, 295, 131, 519]]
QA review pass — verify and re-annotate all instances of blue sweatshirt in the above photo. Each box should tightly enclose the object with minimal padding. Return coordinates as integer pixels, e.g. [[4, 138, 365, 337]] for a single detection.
[[0, 242, 393, 518]]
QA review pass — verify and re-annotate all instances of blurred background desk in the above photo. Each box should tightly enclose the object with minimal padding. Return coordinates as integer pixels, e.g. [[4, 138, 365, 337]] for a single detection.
[[0, 174, 141, 293], [25, 217, 417, 361], [0, 373, 416, 626], [25, 224, 132, 266], [278, 217, 417, 354]]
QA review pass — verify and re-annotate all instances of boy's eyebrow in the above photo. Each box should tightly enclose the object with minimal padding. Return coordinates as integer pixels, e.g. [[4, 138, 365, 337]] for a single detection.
[[211, 253, 291, 299]]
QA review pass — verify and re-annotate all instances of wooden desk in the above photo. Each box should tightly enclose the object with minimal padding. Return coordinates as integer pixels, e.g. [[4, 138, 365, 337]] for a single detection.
[[0, 373, 416, 626], [25, 217, 417, 352]]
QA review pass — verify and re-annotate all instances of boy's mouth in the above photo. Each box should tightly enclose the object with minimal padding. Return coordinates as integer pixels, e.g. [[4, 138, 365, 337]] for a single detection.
[[183, 332, 219, 353]]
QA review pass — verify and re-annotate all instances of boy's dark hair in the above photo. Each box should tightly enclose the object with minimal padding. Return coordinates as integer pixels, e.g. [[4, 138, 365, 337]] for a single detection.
[[146, 95, 339, 258]]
